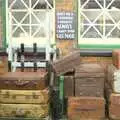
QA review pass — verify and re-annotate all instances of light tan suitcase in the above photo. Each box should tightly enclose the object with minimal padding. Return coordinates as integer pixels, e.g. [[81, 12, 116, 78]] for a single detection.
[[0, 104, 49, 118], [0, 89, 49, 104]]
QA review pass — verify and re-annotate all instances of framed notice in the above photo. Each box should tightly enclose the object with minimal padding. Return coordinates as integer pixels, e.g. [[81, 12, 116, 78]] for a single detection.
[[56, 12, 76, 40]]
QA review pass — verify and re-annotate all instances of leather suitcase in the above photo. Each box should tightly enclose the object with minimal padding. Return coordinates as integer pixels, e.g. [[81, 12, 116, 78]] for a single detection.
[[75, 78, 104, 97], [53, 51, 80, 75], [75, 64, 105, 78], [112, 49, 120, 69], [109, 93, 120, 119], [64, 76, 74, 97], [68, 97, 105, 120], [0, 72, 48, 90], [0, 104, 49, 118], [0, 89, 49, 104]]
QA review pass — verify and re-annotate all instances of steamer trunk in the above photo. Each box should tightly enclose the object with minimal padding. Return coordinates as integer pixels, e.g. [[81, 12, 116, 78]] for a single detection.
[[0, 72, 48, 90]]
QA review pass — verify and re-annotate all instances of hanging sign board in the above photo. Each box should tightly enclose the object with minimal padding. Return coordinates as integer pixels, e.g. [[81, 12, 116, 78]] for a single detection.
[[56, 12, 76, 40]]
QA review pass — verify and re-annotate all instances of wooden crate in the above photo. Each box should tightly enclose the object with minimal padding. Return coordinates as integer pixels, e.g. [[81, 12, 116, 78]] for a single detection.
[[68, 97, 105, 120]]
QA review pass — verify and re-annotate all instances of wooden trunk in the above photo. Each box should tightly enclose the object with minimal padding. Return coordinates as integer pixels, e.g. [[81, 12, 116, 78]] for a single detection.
[[0, 72, 48, 90], [0, 104, 49, 118], [68, 97, 105, 120], [0, 89, 49, 104]]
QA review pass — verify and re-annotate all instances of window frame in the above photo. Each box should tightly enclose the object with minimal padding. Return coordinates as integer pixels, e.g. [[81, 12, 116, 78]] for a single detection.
[[5, 0, 56, 49], [78, 0, 120, 49]]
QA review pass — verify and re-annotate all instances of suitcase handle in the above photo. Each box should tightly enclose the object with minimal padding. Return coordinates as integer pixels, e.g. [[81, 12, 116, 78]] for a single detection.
[[16, 108, 26, 117], [15, 80, 29, 86]]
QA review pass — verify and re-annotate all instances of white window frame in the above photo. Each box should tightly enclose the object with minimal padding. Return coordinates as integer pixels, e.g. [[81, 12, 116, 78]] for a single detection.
[[6, 0, 55, 48], [78, 0, 120, 47]]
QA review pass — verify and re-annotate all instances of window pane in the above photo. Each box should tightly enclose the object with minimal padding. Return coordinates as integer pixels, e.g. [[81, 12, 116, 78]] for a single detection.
[[80, 0, 103, 9], [32, 0, 53, 9], [81, 25, 102, 38], [81, 10, 103, 24]]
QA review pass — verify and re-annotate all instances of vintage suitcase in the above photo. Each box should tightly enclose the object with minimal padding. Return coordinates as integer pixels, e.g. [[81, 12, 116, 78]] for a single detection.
[[0, 104, 49, 118], [112, 49, 120, 69], [68, 97, 105, 120], [75, 64, 105, 78], [53, 51, 80, 75], [64, 76, 74, 97], [75, 78, 104, 97], [0, 89, 49, 104], [0, 72, 48, 90], [109, 93, 120, 119]]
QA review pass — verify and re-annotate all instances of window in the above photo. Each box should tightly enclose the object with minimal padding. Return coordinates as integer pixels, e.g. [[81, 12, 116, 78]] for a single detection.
[[78, 0, 120, 48], [7, 0, 55, 47]]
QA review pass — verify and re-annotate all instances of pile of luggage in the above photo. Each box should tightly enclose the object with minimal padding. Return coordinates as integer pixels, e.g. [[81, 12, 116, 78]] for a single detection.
[[0, 70, 50, 119]]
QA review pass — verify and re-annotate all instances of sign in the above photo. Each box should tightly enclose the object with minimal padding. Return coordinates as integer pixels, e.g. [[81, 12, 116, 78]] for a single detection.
[[56, 12, 76, 40]]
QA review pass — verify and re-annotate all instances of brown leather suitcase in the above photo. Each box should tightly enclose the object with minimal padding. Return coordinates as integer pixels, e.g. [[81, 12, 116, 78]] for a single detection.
[[53, 51, 80, 75], [75, 64, 105, 78], [0, 104, 49, 118], [68, 97, 105, 120], [109, 93, 120, 119], [0, 89, 49, 104], [75, 78, 104, 97], [64, 76, 74, 97], [112, 49, 120, 69], [0, 72, 48, 90]]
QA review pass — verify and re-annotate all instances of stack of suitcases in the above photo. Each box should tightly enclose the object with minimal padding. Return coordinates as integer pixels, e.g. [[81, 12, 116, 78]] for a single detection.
[[0, 70, 50, 119], [68, 63, 105, 120], [107, 49, 120, 120]]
